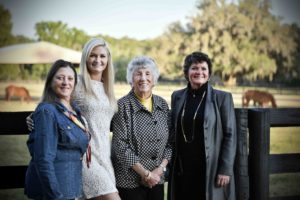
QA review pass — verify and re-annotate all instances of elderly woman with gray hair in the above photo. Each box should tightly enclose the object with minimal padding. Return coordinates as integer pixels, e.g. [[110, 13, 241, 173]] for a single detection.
[[111, 56, 172, 200]]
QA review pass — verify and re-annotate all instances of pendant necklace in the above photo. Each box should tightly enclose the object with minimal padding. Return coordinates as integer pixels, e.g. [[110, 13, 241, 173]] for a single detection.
[[181, 91, 206, 143]]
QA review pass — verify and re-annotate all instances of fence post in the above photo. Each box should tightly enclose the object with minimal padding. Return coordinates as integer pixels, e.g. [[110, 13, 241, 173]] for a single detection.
[[248, 109, 270, 200], [234, 108, 249, 200]]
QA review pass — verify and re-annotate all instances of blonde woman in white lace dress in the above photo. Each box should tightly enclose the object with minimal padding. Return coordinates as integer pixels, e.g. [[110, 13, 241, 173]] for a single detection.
[[73, 38, 121, 200]]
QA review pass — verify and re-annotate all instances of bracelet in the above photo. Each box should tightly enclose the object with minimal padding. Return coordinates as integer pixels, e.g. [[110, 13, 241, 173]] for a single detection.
[[159, 164, 166, 172]]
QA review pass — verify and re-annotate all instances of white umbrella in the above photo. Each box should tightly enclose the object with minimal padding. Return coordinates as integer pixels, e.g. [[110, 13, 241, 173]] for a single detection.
[[0, 41, 81, 64]]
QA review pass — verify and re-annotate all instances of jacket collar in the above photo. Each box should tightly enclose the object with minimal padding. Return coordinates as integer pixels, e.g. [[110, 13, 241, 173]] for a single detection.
[[128, 89, 163, 113], [187, 82, 207, 97], [174, 82, 214, 120], [206, 82, 214, 103], [54, 101, 82, 116]]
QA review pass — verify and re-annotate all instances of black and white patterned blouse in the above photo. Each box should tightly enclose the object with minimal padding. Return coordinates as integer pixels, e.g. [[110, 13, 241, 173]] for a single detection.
[[111, 89, 172, 188]]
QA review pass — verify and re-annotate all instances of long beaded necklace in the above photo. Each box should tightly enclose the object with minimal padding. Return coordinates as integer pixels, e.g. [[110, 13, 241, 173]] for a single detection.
[[181, 91, 206, 143]]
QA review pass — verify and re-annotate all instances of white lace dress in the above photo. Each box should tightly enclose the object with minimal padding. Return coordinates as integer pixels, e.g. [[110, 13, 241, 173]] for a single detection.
[[73, 78, 117, 199]]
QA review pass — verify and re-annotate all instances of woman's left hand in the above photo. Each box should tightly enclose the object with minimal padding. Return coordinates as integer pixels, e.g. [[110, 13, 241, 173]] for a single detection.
[[152, 167, 164, 177], [216, 174, 230, 187], [146, 171, 160, 187]]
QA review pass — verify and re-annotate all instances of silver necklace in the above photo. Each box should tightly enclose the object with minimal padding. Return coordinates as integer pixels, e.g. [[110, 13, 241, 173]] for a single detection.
[[181, 91, 206, 143]]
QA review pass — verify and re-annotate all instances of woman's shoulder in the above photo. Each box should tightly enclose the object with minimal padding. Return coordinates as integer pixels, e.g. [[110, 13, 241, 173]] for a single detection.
[[35, 102, 55, 110], [153, 93, 166, 99], [153, 94, 168, 105], [153, 95, 169, 111], [172, 88, 186, 97], [34, 102, 57, 116], [211, 88, 233, 106], [212, 88, 232, 98], [117, 93, 131, 104]]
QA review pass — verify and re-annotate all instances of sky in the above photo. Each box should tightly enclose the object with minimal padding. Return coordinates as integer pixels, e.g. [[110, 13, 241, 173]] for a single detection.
[[0, 0, 300, 40]]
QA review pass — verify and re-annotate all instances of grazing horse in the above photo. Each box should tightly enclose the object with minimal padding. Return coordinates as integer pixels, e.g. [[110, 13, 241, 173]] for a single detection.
[[5, 85, 31, 103], [242, 90, 277, 108]]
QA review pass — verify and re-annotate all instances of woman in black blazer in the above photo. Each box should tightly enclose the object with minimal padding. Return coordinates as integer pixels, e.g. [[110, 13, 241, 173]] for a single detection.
[[168, 52, 237, 200]]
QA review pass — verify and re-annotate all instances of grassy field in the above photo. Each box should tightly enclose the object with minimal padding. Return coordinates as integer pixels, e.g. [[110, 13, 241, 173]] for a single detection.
[[0, 81, 299, 199], [1, 81, 300, 110]]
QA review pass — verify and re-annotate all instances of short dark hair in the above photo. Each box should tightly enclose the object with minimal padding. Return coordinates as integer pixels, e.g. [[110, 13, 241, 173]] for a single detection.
[[183, 51, 212, 81], [41, 59, 77, 103]]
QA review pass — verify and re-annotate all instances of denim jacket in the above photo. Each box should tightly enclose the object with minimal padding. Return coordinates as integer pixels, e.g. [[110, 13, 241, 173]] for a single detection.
[[25, 101, 89, 200]]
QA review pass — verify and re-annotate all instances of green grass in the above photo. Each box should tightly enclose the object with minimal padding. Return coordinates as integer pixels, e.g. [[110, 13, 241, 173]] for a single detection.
[[269, 128, 300, 197], [0, 189, 28, 200], [0, 81, 299, 199], [1, 81, 300, 111], [0, 135, 30, 166], [270, 173, 300, 197], [270, 127, 300, 154]]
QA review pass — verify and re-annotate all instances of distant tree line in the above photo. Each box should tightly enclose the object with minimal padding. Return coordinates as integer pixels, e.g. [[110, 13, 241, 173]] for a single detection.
[[0, 0, 299, 86]]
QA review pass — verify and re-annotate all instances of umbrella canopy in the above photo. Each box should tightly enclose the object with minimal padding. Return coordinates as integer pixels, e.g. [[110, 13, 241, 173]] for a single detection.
[[0, 41, 82, 64]]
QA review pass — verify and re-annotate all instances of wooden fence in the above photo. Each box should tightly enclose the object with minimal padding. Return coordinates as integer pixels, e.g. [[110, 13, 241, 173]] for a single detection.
[[0, 108, 299, 199], [248, 108, 300, 200]]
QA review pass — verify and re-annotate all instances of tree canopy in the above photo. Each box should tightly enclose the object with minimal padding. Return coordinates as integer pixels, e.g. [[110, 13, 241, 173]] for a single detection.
[[150, 0, 299, 85], [0, 0, 299, 85]]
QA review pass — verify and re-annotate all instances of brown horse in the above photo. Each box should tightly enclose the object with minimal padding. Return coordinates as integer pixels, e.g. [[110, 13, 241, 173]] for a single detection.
[[5, 85, 31, 103], [242, 90, 277, 108]]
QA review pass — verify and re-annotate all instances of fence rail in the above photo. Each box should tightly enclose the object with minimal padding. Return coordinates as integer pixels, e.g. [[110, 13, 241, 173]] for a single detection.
[[0, 108, 300, 200], [248, 108, 300, 200]]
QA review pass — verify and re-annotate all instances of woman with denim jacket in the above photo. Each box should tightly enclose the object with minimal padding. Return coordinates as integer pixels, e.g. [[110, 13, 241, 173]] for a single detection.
[[25, 59, 90, 200]]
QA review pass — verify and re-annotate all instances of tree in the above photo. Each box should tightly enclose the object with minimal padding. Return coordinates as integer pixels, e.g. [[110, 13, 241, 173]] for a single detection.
[[276, 24, 300, 85], [152, 0, 299, 85], [0, 5, 13, 46], [147, 22, 189, 80], [35, 21, 89, 50], [101, 35, 150, 82], [114, 56, 130, 82], [187, 0, 298, 85], [0, 64, 21, 80], [0, 5, 33, 80]]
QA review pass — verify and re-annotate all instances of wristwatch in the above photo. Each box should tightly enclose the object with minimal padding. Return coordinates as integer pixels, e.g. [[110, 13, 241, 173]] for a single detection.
[[159, 164, 166, 172]]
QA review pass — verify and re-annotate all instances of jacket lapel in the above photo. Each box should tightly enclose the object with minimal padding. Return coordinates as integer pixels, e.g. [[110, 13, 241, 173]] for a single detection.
[[204, 83, 214, 129], [174, 89, 187, 125]]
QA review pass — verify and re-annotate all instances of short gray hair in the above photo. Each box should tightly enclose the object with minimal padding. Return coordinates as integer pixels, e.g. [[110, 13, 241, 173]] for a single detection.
[[126, 56, 160, 85]]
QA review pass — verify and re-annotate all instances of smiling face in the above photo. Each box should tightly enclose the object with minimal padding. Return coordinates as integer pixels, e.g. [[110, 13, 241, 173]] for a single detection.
[[86, 45, 108, 80], [188, 61, 210, 89], [51, 66, 75, 102], [132, 67, 154, 98]]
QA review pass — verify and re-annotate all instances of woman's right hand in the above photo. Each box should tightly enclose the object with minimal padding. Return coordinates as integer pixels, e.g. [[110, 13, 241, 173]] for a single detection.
[[26, 113, 34, 131], [143, 170, 161, 188]]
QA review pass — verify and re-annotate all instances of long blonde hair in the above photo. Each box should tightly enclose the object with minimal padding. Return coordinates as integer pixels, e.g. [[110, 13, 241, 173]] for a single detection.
[[80, 38, 117, 112]]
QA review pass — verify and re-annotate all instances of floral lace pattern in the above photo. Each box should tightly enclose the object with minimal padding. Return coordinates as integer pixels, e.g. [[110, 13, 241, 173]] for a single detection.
[[73, 78, 117, 199]]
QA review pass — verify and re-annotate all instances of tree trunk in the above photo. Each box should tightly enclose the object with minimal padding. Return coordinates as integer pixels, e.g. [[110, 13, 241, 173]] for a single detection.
[[224, 75, 236, 86]]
